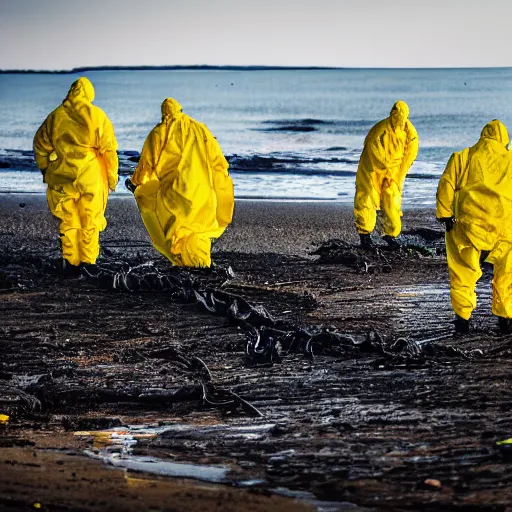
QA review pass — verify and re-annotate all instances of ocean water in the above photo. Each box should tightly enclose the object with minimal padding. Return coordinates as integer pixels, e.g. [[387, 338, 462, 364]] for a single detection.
[[1, 68, 512, 203]]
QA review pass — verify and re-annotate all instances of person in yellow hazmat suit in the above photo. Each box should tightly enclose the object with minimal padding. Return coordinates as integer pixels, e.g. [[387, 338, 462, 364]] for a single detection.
[[33, 77, 118, 275], [125, 98, 234, 268], [436, 119, 512, 334], [354, 101, 419, 247]]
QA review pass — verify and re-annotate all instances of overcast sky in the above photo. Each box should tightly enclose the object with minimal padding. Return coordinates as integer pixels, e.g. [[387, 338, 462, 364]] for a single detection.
[[1, 0, 511, 70]]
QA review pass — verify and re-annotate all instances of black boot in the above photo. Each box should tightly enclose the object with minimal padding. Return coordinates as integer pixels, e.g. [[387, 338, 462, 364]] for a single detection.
[[61, 260, 81, 278], [454, 314, 470, 334], [359, 233, 373, 248], [382, 235, 400, 248], [498, 316, 512, 335]]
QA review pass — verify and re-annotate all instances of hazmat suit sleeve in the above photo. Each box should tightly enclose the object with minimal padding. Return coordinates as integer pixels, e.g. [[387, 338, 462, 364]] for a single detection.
[[99, 116, 119, 191], [436, 147, 470, 220], [398, 121, 419, 189], [33, 115, 55, 176], [365, 123, 389, 172], [131, 126, 163, 186], [436, 148, 470, 220], [436, 153, 458, 219]]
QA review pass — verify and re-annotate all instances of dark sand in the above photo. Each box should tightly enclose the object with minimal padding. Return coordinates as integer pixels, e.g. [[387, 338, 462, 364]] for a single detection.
[[2, 194, 512, 511], [2, 193, 439, 254]]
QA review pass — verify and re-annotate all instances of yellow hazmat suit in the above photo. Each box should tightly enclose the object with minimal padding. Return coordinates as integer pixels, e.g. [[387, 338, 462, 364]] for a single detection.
[[128, 98, 234, 268], [436, 120, 512, 321], [33, 77, 118, 267], [354, 101, 419, 238]]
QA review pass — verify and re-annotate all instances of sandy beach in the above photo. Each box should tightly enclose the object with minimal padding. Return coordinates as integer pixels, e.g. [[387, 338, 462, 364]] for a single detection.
[[2, 194, 512, 511]]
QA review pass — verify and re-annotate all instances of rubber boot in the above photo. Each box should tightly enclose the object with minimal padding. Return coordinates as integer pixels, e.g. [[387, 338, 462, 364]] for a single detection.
[[454, 314, 470, 334], [359, 233, 373, 248], [62, 260, 81, 278], [382, 235, 401, 248]]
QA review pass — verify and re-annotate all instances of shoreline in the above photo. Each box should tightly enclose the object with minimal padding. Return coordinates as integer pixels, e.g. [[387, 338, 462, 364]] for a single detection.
[[0, 190, 434, 207]]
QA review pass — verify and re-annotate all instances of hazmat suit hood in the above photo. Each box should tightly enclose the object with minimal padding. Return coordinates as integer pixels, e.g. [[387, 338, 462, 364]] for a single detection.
[[480, 119, 509, 147], [390, 100, 409, 131], [64, 77, 95, 104], [161, 98, 183, 121], [390, 101, 409, 118]]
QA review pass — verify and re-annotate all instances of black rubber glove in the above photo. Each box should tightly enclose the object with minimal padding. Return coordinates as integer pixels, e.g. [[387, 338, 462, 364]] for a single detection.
[[125, 177, 137, 194], [438, 216, 455, 232]]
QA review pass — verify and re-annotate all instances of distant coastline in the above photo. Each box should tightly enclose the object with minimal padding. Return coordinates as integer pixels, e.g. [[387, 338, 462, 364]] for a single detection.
[[1, 65, 511, 74], [0, 65, 340, 74]]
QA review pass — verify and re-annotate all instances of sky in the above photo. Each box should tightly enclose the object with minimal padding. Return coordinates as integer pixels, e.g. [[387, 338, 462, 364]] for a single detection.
[[1, 0, 511, 70]]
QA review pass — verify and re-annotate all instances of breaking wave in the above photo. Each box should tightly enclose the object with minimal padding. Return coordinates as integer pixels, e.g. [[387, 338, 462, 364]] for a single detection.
[[227, 153, 359, 174], [254, 118, 375, 135]]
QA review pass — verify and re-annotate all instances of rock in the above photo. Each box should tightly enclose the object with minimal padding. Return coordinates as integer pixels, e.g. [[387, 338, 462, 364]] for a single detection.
[[424, 478, 442, 489]]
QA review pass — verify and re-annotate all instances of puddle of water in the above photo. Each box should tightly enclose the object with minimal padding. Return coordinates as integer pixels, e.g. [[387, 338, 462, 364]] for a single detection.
[[76, 424, 247, 484], [85, 450, 229, 483], [237, 479, 266, 487]]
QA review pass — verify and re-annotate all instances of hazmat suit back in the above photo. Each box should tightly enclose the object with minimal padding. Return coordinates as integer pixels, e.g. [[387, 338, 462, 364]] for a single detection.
[[33, 77, 118, 267], [436, 119, 512, 320], [130, 98, 234, 268], [354, 101, 419, 238]]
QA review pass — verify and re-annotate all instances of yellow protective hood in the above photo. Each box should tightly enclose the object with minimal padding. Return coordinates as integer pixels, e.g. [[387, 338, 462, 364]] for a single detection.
[[480, 119, 509, 146], [64, 77, 95, 104], [390, 100, 409, 119], [161, 98, 183, 121]]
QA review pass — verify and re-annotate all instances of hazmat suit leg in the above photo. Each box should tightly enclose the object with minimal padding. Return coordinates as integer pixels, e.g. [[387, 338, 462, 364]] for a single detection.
[[380, 182, 402, 238], [446, 227, 482, 320], [77, 193, 103, 264], [47, 185, 82, 266], [489, 242, 512, 319], [59, 228, 80, 267], [354, 190, 377, 235], [177, 232, 212, 268]]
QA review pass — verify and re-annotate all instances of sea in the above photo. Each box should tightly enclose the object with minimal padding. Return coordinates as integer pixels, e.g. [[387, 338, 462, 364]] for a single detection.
[[1, 68, 512, 204]]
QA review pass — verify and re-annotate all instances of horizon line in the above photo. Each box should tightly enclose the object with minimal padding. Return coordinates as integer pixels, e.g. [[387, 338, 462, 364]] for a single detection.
[[1, 64, 512, 74]]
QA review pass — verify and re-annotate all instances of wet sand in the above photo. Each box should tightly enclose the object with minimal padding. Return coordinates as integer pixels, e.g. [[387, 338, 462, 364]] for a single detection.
[[2, 194, 512, 511], [1, 193, 439, 255]]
